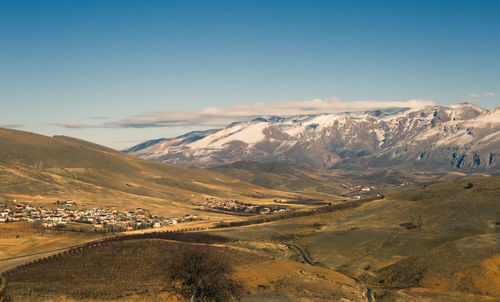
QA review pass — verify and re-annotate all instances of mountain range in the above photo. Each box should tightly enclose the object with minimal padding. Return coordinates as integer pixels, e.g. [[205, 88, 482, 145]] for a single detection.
[[126, 103, 500, 172]]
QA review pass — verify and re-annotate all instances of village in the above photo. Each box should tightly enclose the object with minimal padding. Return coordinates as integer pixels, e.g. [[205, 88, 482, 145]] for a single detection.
[[200, 197, 290, 215], [0, 200, 200, 232]]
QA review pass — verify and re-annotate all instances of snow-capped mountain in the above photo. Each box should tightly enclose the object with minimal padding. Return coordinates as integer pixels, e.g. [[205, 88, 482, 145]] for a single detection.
[[125, 103, 500, 172]]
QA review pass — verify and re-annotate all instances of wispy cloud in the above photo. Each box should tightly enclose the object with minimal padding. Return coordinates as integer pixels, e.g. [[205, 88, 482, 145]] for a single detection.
[[54, 122, 98, 129], [466, 93, 479, 98], [55, 118, 108, 128], [466, 92, 496, 99], [53, 98, 436, 129], [0, 124, 23, 129], [105, 98, 436, 128]]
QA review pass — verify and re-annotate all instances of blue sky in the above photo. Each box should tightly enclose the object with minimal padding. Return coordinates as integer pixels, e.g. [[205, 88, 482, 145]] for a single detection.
[[1, 0, 499, 148]]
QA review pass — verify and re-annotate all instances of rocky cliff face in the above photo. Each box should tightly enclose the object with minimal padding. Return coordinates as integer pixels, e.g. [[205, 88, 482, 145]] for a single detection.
[[125, 103, 500, 172]]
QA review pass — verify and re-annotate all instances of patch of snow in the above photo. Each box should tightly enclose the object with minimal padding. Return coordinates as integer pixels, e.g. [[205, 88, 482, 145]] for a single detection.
[[477, 130, 500, 145], [414, 127, 441, 141], [465, 110, 500, 127], [434, 131, 473, 147], [187, 122, 268, 149], [372, 128, 386, 146], [187, 123, 246, 149]]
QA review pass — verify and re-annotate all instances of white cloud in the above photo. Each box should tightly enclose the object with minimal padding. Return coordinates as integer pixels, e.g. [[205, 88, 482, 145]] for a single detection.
[[56, 122, 97, 129], [466, 92, 496, 98], [467, 93, 479, 98], [106, 97, 436, 128]]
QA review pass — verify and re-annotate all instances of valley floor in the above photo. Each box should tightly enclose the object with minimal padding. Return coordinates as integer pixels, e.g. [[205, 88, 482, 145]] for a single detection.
[[1, 176, 499, 301]]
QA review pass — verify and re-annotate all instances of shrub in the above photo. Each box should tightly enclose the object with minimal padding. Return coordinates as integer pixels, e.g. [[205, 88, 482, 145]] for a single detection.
[[163, 244, 243, 302]]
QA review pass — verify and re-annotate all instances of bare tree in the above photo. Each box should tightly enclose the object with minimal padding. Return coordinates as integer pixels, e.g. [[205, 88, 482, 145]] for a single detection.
[[164, 244, 243, 302]]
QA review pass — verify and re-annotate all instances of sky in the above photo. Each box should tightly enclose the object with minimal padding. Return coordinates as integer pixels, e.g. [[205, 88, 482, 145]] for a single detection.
[[1, 0, 499, 149]]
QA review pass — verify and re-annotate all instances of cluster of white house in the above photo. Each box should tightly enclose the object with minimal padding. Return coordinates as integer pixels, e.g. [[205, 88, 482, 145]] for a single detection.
[[0, 201, 199, 231], [200, 197, 289, 215]]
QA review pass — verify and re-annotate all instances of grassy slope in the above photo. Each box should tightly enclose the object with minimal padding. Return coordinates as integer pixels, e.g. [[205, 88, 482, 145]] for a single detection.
[[0, 128, 309, 215], [3, 239, 366, 302], [4, 175, 499, 301], [210, 161, 347, 195], [0, 222, 100, 259], [209, 176, 500, 301]]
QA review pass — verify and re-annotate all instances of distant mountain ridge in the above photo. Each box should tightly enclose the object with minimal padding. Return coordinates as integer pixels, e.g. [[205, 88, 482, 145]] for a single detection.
[[125, 103, 500, 172]]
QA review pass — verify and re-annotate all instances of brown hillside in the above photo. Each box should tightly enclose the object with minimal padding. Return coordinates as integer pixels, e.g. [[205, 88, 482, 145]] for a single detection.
[[0, 127, 306, 215], [209, 176, 500, 301], [2, 239, 367, 301]]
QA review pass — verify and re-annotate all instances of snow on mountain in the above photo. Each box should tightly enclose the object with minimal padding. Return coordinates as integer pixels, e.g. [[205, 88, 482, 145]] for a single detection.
[[125, 103, 500, 172], [187, 122, 268, 149]]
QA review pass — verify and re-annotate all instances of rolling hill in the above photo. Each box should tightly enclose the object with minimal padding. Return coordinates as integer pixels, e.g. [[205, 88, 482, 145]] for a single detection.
[[2, 239, 368, 301], [4, 173, 498, 301], [209, 161, 346, 194], [209, 175, 500, 301], [209, 161, 479, 198], [0, 127, 313, 216]]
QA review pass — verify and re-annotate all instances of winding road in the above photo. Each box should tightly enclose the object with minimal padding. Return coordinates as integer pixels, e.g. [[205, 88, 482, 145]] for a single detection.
[[284, 243, 374, 302]]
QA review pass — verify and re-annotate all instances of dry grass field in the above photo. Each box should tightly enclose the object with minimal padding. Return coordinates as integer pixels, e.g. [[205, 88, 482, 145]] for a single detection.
[[0, 222, 101, 260], [208, 176, 500, 301], [2, 239, 366, 301]]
